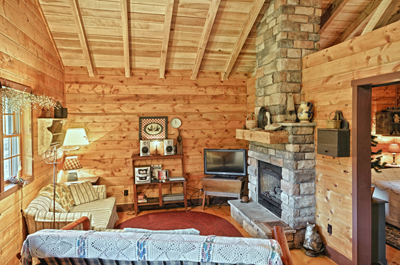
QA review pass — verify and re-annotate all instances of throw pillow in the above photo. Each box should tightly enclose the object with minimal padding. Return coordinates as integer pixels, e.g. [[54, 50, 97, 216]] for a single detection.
[[49, 201, 68, 213], [123, 228, 200, 235], [68, 181, 99, 205], [38, 183, 75, 212]]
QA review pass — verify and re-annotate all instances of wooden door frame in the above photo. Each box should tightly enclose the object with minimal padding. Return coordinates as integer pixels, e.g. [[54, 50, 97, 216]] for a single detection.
[[351, 72, 400, 265]]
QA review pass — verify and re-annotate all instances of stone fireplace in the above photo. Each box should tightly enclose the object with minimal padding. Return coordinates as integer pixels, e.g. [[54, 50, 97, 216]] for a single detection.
[[229, 0, 321, 248]]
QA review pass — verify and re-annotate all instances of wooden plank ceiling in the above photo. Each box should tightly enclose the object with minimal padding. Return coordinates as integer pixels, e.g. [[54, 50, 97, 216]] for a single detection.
[[320, 0, 400, 49], [38, 0, 400, 78]]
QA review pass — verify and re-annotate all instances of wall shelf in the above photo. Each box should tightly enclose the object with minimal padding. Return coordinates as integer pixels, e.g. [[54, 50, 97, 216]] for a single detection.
[[37, 118, 67, 155], [236, 129, 289, 144]]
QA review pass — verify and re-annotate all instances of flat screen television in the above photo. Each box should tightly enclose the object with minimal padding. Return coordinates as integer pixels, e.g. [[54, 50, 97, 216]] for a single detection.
[[204, 149, 247, 177]]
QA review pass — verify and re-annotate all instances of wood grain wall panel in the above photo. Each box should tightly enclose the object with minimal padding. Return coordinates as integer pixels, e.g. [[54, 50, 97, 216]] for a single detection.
[[247, 76, 256, 115], [302, 20, 400, 261], [64, 68, 247, 203], [0, 0, 64, 263]]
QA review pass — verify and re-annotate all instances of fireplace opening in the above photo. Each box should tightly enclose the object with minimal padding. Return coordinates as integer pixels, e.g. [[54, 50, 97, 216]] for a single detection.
[[258, 161, 282, 218]]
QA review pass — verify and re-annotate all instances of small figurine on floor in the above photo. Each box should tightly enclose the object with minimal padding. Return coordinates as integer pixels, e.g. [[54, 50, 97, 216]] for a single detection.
[[303, 222, 324, 257]]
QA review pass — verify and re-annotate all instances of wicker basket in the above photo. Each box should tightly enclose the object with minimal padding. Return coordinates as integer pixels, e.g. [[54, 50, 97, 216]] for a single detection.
[[326, 112, 341, 129], [246, 120, 258, 129]]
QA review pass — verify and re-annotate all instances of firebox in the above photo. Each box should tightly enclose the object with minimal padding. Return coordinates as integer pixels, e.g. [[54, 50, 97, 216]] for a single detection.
[[258, 161, 282, 218]]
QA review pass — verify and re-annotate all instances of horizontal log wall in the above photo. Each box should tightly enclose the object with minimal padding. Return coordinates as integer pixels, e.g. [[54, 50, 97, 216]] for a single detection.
[[0, 0, 64, 264], [64, 67, 248, 204], [302, 20, 400, 261]]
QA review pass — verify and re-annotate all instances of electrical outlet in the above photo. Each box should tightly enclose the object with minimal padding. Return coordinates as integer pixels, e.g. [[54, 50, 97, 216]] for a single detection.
[[124, 190, 128, 196], [327, 224, 332, 235]]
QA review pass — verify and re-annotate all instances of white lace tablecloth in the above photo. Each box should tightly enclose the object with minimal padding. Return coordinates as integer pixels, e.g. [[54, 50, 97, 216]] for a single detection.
[[372, 168, 400, 227], [21, 230, 283, 265]]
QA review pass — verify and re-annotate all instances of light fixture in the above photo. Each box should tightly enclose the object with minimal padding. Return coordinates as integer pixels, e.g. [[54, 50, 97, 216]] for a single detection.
[[155, 141, 160, 156], [45, 128, 89, 228], [63, 128, 90, 148], [388, 143, 400, 165]]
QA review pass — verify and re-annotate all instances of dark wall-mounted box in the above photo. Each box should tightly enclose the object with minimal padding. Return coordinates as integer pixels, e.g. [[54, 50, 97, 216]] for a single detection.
[[317, 129, 350, 157]]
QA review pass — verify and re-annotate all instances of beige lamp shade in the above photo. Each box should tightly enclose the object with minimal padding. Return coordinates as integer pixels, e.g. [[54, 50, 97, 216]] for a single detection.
[[63, 128, 89, 147], [388, 143, 400, 153], [63, 156, 82, 170]]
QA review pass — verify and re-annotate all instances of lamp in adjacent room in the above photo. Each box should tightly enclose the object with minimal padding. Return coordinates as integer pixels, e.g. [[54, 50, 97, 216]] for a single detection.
[[45, 128, 89, 228], [63, 156, 82, 181], [388, 143, 400, 165]]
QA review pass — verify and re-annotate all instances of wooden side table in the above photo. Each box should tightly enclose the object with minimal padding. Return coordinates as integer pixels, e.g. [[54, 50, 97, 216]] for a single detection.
[[201, 176, 244, 210]]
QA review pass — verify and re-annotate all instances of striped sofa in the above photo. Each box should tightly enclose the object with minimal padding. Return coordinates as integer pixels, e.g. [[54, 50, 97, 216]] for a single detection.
[[24, 185, 119, 234]]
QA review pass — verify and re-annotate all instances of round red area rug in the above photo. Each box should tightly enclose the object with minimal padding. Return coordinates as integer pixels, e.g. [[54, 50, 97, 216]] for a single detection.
[[115, 211, 243, 237]]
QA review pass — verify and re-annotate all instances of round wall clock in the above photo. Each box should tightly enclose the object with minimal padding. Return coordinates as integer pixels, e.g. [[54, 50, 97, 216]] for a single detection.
[[171, 118, 182, 128]]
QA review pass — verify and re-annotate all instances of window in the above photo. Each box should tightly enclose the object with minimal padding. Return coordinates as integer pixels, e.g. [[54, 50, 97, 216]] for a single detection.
[[3, 99, 22, 182], [0, 80, 33, 199]]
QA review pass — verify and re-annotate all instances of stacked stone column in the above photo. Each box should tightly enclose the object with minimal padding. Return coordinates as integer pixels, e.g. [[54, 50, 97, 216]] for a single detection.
[[247, 123, 316, 247], [255, 0, 321, 123]]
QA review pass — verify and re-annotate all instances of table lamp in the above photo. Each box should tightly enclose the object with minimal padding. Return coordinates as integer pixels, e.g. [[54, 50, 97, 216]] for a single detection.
[[388, 143, 400, 165], [63, 156, 82, 181], [63, 128, 90, 148]]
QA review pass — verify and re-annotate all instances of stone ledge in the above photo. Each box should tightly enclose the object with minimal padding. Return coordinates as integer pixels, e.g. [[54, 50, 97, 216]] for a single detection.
[[228, 200, 295, 241], [278, 122, 316, 127]]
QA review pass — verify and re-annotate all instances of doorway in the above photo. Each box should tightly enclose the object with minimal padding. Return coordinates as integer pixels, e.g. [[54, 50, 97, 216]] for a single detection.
[[352, 72, 400, 265]]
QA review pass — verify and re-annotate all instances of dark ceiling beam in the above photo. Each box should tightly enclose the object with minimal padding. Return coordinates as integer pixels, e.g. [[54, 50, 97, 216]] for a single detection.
[[320, 0, 351, 35]]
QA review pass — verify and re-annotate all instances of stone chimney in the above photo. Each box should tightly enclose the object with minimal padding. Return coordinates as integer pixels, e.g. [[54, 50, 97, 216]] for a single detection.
[[255, 0, 321, 122]]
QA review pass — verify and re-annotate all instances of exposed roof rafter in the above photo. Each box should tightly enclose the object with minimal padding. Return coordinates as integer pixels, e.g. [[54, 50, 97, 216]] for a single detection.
[[221, 0, 265, 81], [333, 0, 381, 44], [120, 0, 130, 78], [191, 0, 221, 81], [68, 0, 95, 77], [374, 0, 400, 29], [159, 0, 174, 79], [362, 0, 393, 34], [320, 0, 351, 35]]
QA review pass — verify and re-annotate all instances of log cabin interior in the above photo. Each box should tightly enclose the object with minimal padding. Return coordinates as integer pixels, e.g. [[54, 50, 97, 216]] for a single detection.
[[1, 0, 400, 264]]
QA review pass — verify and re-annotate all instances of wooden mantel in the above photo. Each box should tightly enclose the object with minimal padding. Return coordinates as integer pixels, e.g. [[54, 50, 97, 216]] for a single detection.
[[236, 129, 289, 144]]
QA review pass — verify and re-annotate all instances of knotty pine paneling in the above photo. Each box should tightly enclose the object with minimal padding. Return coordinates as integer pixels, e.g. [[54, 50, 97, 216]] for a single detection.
[[64, 68, 248, 204], [0, 0, 64, 264], [302, 20, 400, 261]]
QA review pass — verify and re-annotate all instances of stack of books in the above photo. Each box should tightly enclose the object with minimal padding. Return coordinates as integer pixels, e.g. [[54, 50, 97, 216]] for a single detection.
[[162, 193, 184, 202]]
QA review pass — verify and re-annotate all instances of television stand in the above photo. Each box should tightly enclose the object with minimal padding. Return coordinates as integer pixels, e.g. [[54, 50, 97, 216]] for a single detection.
[[212, 175, 237, 179], [201, 176, 244, 210]]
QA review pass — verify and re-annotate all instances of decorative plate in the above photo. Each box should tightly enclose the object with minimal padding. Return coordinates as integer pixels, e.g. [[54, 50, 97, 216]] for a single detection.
[[258, 107, 270, 128]]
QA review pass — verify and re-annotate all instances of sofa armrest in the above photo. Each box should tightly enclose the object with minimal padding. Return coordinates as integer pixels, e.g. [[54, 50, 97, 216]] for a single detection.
[[93, 185, 107, 199], [272, 226, 293, 265], [62, 216, 91, 230]]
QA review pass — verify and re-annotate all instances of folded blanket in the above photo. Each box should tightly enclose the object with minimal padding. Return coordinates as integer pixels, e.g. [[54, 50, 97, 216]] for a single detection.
[[21, 229, 283, 265]]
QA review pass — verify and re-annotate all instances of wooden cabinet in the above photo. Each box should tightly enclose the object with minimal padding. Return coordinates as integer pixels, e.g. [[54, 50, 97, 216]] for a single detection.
[[37, 118, 67, 155], [376, 111, 400, 136], [317, 129, 350, 157], [132, 155, 187, 215], [201, 176, 245, 210]]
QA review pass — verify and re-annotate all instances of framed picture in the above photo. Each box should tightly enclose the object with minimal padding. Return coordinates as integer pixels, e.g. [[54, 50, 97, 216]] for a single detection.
[[139, 116, 168, 140]]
